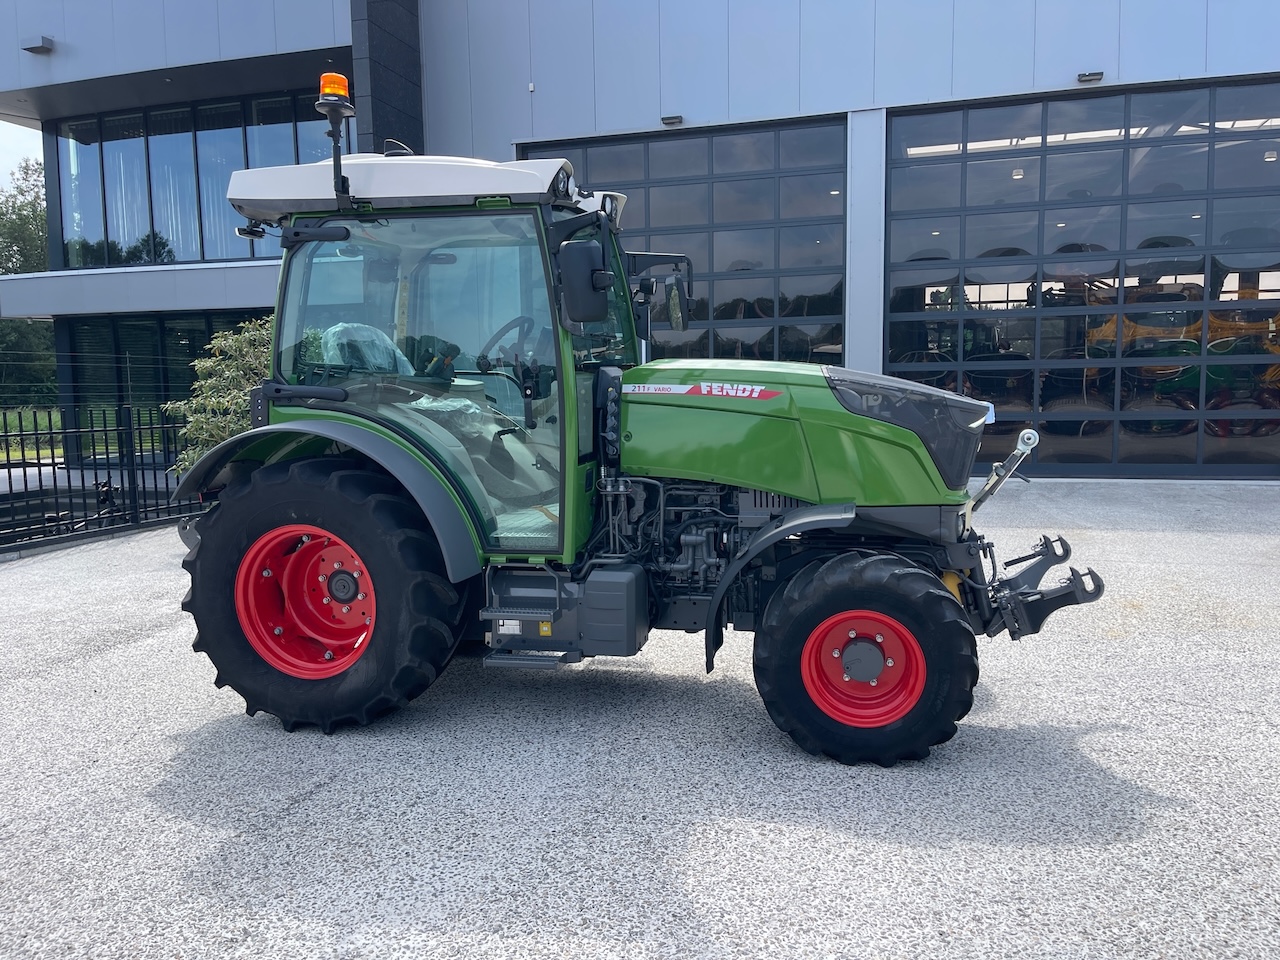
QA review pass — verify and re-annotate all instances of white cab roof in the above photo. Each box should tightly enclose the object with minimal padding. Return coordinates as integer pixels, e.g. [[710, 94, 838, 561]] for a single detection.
[[228, 154, 598, 224]]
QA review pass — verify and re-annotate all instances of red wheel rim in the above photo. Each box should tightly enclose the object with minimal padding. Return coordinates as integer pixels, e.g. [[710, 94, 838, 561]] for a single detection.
[[800, 610, 926, 727], [234, 524, 377, 680]]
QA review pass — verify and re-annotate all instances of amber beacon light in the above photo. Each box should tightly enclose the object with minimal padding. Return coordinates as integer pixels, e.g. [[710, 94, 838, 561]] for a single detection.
[[319, 72, 350, 101]]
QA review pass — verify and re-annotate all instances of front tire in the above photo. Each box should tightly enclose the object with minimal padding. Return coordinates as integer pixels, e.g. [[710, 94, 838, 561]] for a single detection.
[[753, 552, 978, 766], [181, 458, 463, 733]]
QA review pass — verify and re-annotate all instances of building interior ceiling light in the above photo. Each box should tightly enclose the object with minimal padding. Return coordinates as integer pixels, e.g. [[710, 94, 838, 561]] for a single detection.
[[1265, 150, 1278, 162], [1011, 168, 1024, 180]]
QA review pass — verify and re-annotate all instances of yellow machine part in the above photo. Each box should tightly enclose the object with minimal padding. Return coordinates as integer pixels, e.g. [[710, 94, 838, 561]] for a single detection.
[[942, 571, 964, 603]]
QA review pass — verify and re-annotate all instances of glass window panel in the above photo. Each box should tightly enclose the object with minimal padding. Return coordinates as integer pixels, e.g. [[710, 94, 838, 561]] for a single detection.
[[648, 327, 709, 359], [196, 103, 250, 261], [713, 131, 774, 173], [780, 223, 842, 269], [587, 142, 644, 183], [1128, 142, 1208, 195], [1035, 417, 1115, 464], [1045, 205, 1121, 253], [247, 96, 294, 166], [650, 231, 708, 277], [779, 322, 842, 363], [713, 277, 774, 320], [964, 262, 1037, 310], [1045, 149, 1123, 201], [888, 267, 961, 314], [1124, 256, 1205, 303], [1203, 421, 1280, 465], [163, 316, 211, 400], [780, 274, 843, 318], [101, 113, 151, 264], [58, 118, 105, 268], [617, 188, 645, 230], [967, 103, 1042, 153], [1127, 199, 1207, 251], [889, 355, 961, 389], [1213, 140, 1280, 191], [1212, 195, 1280, 248], [1041, 313, 1119, 359], [780, 172, 844, 218], [1047, 96, 1125, 146], [1041, 260, 1121, 312], [1211, 264, 1280, 307], [888, 216, 959, 262], [116, 318, 163, 405], [1130, 88, 1209, 138], [965, 210, 1040, 259], [962, 314, 1036, 359], [1116, 420, 1198, 464], [713, 178, 775, 223], [1215, 82, 1280, 133], [1121, 307, 1203, 357], [70, 320, 118, 405], [713, 228, 774, 272], [148, 107, 200, 262], [713, 325, 776, 360], [890, 111, 961, 160], [780, 125, 844, 168], [649, 183, 709, 227], [650, 181, 711, 226], [889, 162, 960, 211], [966, 157, 1041, 206], [296, 95, 333, 164], [648, 137, 707, 178]]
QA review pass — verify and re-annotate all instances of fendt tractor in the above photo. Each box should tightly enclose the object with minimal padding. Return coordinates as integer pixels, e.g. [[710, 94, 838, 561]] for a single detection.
[[176, 75, 1104, 765]]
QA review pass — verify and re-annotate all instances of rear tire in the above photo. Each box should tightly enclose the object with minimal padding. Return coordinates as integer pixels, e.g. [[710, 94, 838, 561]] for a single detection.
[[753, 552, 978, 766], [182, 458, 463, 733]]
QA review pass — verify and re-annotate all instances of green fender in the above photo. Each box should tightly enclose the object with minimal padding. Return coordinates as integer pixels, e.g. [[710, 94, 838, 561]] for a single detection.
[[173, 422, 483, 584]]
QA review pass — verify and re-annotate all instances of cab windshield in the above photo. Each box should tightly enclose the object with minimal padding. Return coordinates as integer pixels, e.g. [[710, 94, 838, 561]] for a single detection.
[[275, 211, 567, 553]]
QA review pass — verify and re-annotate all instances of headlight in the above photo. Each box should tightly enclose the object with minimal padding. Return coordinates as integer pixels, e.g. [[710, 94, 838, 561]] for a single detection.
[[824, 365, 990, 491]]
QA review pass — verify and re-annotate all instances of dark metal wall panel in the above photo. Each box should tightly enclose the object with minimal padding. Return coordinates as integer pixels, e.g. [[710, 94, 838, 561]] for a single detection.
[[352, 0, 424, 154]]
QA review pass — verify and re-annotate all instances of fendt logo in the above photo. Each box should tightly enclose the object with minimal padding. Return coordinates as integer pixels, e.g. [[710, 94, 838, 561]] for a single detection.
[[621, 383, 783, 400], [695, 382, 782, 399]]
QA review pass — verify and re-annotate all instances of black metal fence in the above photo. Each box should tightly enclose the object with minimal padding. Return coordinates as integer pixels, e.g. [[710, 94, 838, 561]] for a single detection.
[[0, 405, 200, 548]]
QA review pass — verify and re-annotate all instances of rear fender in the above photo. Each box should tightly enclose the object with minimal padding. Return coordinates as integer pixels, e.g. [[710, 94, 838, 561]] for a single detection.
[[173, 423, 483, 583]]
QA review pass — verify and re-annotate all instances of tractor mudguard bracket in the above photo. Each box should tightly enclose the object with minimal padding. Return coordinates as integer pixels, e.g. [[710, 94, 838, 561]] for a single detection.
[[703, 502, 857, 673]]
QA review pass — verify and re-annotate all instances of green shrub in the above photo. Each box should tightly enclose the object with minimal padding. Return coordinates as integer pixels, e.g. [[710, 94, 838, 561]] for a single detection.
[[164, 316, 273, 474]]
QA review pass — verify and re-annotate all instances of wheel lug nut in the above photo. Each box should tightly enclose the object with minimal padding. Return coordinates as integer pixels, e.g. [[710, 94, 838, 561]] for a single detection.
[[322, 597, 331, 604], [847, 630, 857, 639], [333, 561, 343, 569], [869, 679, 878, 686], [365, 617, 372, 625], [875, 634, 883, 643], [261, 569, 271, 577], [357, 593, 366, 600], [886, 658, 895, 667], [301, 535, 310, 543], [342, 605, 351, 613], [832, 649, 841, 658], [842, 674, 850, 682], [273, 627, 283, 636], [324, 651, 334, 660], [353, 570, 361, 579], [318, 574, 327, 582]]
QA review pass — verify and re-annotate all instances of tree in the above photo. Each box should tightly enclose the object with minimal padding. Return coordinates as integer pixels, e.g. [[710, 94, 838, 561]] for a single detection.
[[163, 315, 273, 474], [0, 157, 47, 275], [0, 158, 54, 406]]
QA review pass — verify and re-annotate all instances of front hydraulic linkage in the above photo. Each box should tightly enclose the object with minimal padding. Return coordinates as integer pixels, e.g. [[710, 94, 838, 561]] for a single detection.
[[988, 534, 1104, 640]]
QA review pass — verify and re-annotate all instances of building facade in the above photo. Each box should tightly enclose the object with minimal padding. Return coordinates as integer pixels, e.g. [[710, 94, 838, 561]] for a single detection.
[[1, 0, 1277, 476]]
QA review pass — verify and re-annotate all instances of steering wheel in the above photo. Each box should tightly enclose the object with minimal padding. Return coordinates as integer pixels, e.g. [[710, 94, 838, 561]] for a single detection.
[[478, 315, 536, 365]]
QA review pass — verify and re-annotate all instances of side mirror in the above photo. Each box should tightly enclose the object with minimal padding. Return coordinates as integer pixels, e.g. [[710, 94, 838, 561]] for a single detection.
[[559, 239, 611, 326], [649, 274, 689, 332]]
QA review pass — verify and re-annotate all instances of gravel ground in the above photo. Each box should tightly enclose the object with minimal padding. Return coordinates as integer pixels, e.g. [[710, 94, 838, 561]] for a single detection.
[[1, 480, 1277, 960]]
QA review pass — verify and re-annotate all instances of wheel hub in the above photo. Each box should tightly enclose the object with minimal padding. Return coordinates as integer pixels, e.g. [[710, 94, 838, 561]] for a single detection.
[[841, 639, 885, 682], [327, 570, 359, 604]]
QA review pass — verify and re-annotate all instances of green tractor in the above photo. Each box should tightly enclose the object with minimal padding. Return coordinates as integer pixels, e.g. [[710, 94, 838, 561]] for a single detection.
[[176, 77, 1103, 765]]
